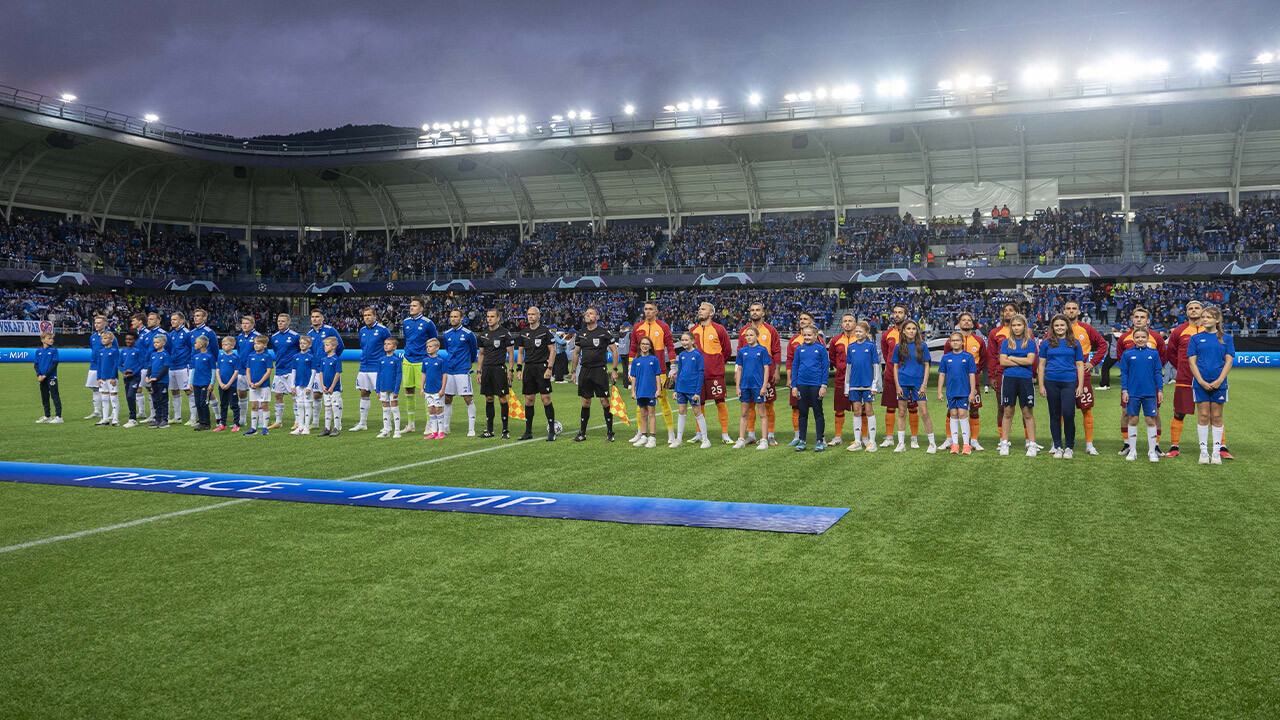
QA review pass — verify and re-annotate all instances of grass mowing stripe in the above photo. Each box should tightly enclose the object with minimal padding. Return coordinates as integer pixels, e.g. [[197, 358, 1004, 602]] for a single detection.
[[0, 499, 250, 553]]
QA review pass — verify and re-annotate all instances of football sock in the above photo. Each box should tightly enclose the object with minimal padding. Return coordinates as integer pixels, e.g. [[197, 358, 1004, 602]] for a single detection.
[[851, 417, 862, 442], [382, 407, 391, 431], [792, 408, 800, 433], [969, 416, 980, 442], [885, 408, 897, 436], [525, 405, 535, 434], [657, 394, 674, 432], [926, 432, 935, 446], [275, 402, 284, 424], [486, 400, 496, 431], [909, 408, 919, 436], [746, 411, 755, 434], [604, 407, 613, 433], [189, 394, 197, 421], [500, 402, 509, 430], [312, 397, 322, 426], [332, 397, 343, 426], [581, 406, 590, 434], [897, 430, 905, 444], [950, 418, 960, 444], [405, 395, 415, 425], [1171, 416, 1184, 447], [961, 418, 971, 445], [1212, 425, 1223, 455], [866, 416, 877, 445], [695, 413, 707, 438], [359, 397, 371, 425], [1197, 423, 1209, 452], [834, 412, 845, 439], [392, 406, 400, 430], [717, 401, 729, 435], [323, 398, 332, 430], [1081, 408, 1093, 443], [92, 390, 101, 416], [765, 402, 776, 434], [1147, 424, 1158, 454], [171, 396, 181, 422], [467, 402, 477, 433], [676, 412, 686, 440]]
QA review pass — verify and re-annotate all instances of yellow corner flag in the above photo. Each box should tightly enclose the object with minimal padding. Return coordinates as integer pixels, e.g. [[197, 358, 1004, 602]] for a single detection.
[[506, 388, 525, 420], [609, 385, 630, 425]]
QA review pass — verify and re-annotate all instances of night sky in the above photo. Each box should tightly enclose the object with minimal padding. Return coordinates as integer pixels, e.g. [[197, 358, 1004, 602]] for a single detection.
[[6, 0, 1276, 136]]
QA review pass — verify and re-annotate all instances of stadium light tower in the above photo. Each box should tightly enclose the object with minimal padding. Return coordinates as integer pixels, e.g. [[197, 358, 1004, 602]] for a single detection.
[[623, 103, 635, 115], [875, 78, 906, 97], [1195, 52, 1218, 71], [143, 113, 159, 123], [1021, 63, 1058, 87], [59, 93, 76, 102], [1257, 52, 1275, 64], [748, 92, 762, 106]]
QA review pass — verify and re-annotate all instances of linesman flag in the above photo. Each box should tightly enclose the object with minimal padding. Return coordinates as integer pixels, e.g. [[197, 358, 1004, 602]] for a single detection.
[[506, 388, 525, 420], [609, 385, 630, 425]]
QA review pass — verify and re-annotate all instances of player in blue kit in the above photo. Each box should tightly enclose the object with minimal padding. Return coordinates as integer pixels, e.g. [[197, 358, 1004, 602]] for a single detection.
[[215, 336, 242, 432], [166, 312, 193, 426], [400, 298, 437, 433], [842, 321, 880, 452], [244, 335, 274, 436], [441, 309, 479, 436], [190, 335, 216, 431], [937, 332, 979, 455], [668, 331, 709, 449], [290, 336, 315, 435], [376, 337, 404, 439], [34, 332, 63, 424], [733, 326, 772, 451], [351, 307, 391, 432], [318, 336, 344, 437], [145, 333, 171, 428], [306, 310, 343, 429], [998, 314, 1039, 457], [1187, 305, 1234, 464], [420, 338, 448, 439], [85, 315, 106, 420], [268, 313, 301, 430], [119, 332, 144, 427], [140, 312, 167, 422], [189, 308, 220, 427], [95, 331, 121, 426], [789, 325, 830, 452], [1120, 327, 1164, 463], [628, 336, 662, 448], [893, 320, 936, 453]]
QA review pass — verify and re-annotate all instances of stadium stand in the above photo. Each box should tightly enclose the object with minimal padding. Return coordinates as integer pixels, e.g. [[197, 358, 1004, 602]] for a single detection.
[[828, 214, 929, 267], [506, 223, 662, 275], [660, 217, 831, 270]]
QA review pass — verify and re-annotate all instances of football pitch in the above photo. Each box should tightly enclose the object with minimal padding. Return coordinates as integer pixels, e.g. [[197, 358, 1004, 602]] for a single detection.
[[2, 364, 1278, 718]]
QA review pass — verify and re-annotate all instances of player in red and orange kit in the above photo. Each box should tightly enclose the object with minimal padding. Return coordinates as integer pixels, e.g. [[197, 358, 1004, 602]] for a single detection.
[[828, 312, 873, 446], [878, 304, 920, 448], [1162, 300, 1205, 458], [1116, 306, 1167, 456], [691, 301, 733, 444], [941, 311, 988, 451], [1043, 300, 1109, 456], [628, 300, 677, 445], [784, 312, 825, 446], [740, 302, 782, 445]]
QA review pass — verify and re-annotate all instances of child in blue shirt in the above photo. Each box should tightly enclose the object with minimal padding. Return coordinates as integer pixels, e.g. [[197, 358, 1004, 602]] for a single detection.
[[628, 336, 662, 448], [1120, 327, 1164, 463], [96, 331, 121, 426], [893, 320, 936, 453], [376, 337, 404, 439], [190, 335, 216, 431], [668, 331, 709, 449], [215, 336, 242, 432], [1037, 314, 1086, 458], [34, 332, 62, 423], [843, 321, 881, 452], [1187, 305, 1233, 464], [146, 333, 171, 428], [734, 326, 773, 451], [420, 338, 447, 439], [319, 336, 344, 437], [937, 332, 978, 454], [244, 335, 273, 436], [997, 315, 1039, 457], [119, 332, 144, 427], [788, 325, 830, 452], [290, 336, 314, 436]]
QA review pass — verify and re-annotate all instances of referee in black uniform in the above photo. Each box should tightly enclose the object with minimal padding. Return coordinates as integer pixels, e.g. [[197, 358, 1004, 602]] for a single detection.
[[516, 306, 558, 441], [476, 308, 516, 439], [570, 307, 619, 442]]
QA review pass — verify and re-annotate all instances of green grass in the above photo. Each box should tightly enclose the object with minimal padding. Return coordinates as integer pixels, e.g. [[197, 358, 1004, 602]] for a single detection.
[[2, 364, 1279, 718]]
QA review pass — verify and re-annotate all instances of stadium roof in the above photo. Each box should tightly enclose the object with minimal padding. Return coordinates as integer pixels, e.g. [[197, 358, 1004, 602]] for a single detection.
[[3, 72, 1280, 235]]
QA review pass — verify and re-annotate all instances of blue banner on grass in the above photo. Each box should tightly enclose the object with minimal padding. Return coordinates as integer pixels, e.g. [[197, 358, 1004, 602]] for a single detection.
[[0, 462, 848, 534]]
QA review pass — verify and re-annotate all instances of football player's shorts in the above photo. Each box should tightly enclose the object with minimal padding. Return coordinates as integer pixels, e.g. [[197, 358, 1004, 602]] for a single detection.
[[1000, 376, 1035, 408], [1192, 385, 1228, 404], [84, 370, 99, 388], [1174, 384, 1196, 414], [443, 372, 474, 396], [402, 358, 423, 389], [356, 371, 379, 393], [378, 390, 399, 402], [701, 375, 727, 402], [248, 387, 271, 403], [675, 391, 698, 405], [847, 388, 875, 403], [947, 396, 970, 411], [167, 368, 191, 391], [898, 385, 927, 403], [636, 397, 656, 407], [1074, 375, 1094, 410], [739, 387, 765, 404], [1126, 395, 1159, 417], [271, 371, 295, 394], [236, 374, 251, 391], [424, 392, 445, 408], [97, 378, 117, 392]]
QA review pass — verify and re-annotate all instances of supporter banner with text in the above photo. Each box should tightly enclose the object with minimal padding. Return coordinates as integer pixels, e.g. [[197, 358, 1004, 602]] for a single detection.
[[0, 320, 51, 335]]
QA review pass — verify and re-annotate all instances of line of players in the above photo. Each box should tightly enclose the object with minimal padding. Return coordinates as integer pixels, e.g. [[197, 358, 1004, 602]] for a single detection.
[[41, 296, 1235, 462]]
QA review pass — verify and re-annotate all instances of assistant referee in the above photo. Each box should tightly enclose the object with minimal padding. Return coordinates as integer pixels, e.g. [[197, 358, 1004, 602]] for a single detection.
[[570, 307, 619, 442], [476, 308, 516, 439], [516, 306, 558, 441]]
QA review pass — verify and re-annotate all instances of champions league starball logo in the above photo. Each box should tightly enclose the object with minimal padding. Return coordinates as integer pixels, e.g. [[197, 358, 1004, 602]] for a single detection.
[[1022, 264, 1101, 279], [695, 272, 754, 286], [429, 279, 477, 292], [34, 271, 89, 285], [846, 269, 916, 283], [553, 276, 607, 289], [166, 280, 220, 292], [1223, 259, 1280, 275], [306, 282, 355, 294]]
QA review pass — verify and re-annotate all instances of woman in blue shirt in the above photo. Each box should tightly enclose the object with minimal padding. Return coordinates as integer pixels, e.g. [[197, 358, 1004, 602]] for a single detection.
[[789, 325, 830, 452], [997, 314, 1039, 456], [1038, 314, 1086, 458], [892, 320, 936, 453], [1187, 305, 1234, 464], [628, 336, 662, 448]]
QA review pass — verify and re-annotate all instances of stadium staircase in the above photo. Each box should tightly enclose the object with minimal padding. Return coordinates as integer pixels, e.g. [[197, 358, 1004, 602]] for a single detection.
[[817, 230, 843, 269], [1120, 226, 1145, 262], [343, 262, 375, 281]]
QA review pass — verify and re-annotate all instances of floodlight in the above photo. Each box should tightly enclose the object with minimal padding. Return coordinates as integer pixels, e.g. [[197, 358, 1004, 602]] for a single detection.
[[473, 118, 482, 126], [1021, 64, 1058, 86], [974, 75, 992, 87], [422, 123, 431, 132], [580, 110, 591, 120], [815, 87, 828, 100], [875, 78, 906, 97], [1195, 52, 1218, 71], [706, 99, 719, 109], [551, 114, 563, 121], [462, 120, 470, 128], [452, 121, 460, 129], [567, 110, 577, 119], [677, 101, 690, 111], [517, 114, 526, 123], [624, 103, 636, 114], [1258, 52, 1275, 64], [955, 73, 973, 89], [663, 104, 677, 112], [60, 93, 76, 102], [798, 91, 812, 101], [505, 115, 515, 125], [1144, 59, 1168, 75], [517, 124, 527, 133], [937, 79, 954, 90], [507, 125, 516, 134], [143, 113, 159, 123], [783, 93, 798, 102], [692, 98, 704, 110], [748, 92, 762, 106]]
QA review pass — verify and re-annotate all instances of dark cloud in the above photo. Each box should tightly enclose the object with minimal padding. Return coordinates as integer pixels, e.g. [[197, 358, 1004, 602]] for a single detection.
[[4, 0, 1274, 136]]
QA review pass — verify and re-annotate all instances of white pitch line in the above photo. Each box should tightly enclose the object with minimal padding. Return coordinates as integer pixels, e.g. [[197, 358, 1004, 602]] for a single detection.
[[3, 394, 742, 554]]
